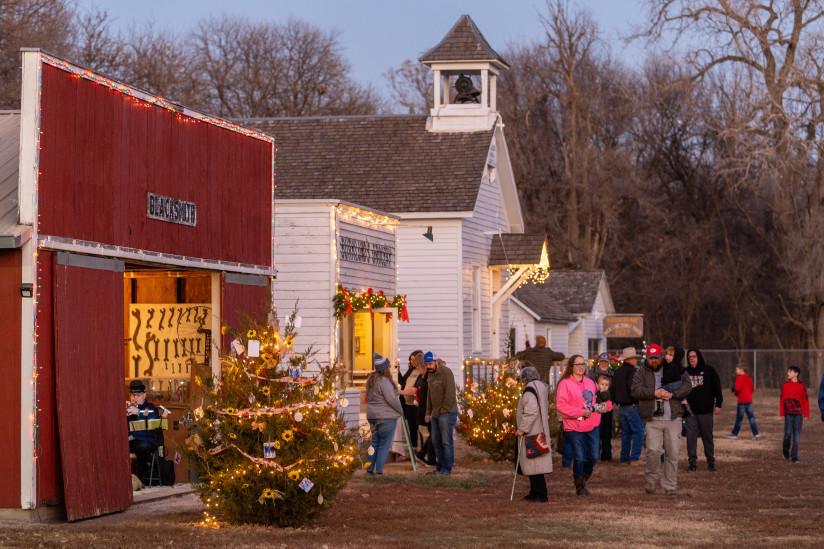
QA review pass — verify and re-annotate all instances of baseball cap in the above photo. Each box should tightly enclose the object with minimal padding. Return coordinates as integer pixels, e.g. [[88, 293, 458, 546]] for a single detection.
[[646, 344, 663, 358], [423, 351, 438, 363]]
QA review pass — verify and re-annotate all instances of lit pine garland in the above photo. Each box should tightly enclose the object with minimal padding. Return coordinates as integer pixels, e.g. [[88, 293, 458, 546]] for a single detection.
[[333, 284, 409, 322]]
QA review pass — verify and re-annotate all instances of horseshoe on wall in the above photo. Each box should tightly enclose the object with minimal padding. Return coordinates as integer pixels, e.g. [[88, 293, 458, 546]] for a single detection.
[[146, 308, 155, 329], [163, 338, 171, 361], [142, 332, 157, 376], [158, 308, 166, 330], [132, 355, 141, 378], [130, 309, 142, 351]]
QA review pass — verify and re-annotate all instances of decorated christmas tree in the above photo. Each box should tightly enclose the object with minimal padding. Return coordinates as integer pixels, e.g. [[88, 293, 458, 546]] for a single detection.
[[182, 307, 358, 527], [457, 362, 523, 462], [458, 361, 561, 462]]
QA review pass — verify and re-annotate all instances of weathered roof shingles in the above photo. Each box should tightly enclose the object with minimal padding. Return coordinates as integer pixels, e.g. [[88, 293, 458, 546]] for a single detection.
[[514, 270, 606, 322], [488, 233, 546, 265], [240, 115, 494, 213], [419, 14, 509, 67]]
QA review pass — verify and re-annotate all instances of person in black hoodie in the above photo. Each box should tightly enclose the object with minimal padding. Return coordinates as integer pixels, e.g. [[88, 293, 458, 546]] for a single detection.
[[684, 348, 723, 472]]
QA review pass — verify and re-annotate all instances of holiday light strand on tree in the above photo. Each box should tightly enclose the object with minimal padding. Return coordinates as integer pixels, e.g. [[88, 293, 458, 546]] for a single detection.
[[182, 305, 358, 528], [333, 284, 409, 321], [457, 362, 523, 462]]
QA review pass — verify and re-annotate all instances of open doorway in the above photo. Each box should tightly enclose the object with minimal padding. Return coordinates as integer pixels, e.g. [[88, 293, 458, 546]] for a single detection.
[[124, 269, 213, 484], [340, 309, 396, 388]]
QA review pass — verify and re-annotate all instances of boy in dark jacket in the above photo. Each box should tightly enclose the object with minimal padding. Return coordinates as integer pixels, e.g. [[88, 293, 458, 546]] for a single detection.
[[780, 366, 809, 463], [684, 348, 723, 472]]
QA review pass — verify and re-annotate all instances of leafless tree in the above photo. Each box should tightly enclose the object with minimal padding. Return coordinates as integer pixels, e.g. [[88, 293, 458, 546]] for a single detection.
[[383, 59, 432, 113], [71, 4, 126, 78], [500, 1, 633, 270], [187, 15, 382, 117], [0, 0, 74, 108], [638, 0, 824, 348]]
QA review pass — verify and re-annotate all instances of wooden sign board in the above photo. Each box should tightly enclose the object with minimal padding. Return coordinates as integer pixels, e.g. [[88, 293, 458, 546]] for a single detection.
[[603, 315, 644, 338]]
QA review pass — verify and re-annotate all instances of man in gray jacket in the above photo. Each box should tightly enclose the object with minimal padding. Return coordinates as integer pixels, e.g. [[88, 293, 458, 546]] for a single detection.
[[631, 344, 692, 496]]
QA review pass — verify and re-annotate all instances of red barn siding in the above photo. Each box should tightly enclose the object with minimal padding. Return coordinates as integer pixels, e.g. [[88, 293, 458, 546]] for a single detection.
[[0, 250, 22, 507], [53, 254, 130, 520], [36, 251, 64, 505], [221, 274, 270, 348], [37, 63, 273, 268]]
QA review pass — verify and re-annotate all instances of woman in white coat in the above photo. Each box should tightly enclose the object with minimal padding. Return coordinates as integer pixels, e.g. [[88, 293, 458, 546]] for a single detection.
[[515, 366, 553, 502]]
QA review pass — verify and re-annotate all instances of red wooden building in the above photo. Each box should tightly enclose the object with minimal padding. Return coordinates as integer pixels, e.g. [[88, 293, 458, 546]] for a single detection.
[[0, 50, 275, 521]]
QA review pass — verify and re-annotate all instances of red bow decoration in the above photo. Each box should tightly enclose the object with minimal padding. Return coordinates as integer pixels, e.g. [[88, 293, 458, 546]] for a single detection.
[[400, 296, 409, 323], [343, 285, 353, 316]]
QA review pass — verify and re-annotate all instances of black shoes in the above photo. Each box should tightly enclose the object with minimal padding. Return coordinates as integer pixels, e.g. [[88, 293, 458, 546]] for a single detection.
[[652, 402, 664, 417], [687, 464, 697, 472], [708, 464, 718, 473]]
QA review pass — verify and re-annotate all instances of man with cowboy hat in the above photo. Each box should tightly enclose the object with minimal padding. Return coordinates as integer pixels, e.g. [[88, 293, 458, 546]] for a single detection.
[[611, 347, 645, 464], [127, 380, 161, 483]]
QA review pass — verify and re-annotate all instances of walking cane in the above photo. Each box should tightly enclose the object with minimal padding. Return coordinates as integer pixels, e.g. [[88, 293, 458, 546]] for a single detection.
[[511, 435, 523, 501]]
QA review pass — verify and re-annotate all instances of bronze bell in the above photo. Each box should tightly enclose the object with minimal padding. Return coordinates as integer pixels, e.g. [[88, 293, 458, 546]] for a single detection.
[[454, 74, 481, 104]]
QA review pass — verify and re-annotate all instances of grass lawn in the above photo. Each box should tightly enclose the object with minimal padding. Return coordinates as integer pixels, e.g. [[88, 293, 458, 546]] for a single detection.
[[1, 391, 822, 548]]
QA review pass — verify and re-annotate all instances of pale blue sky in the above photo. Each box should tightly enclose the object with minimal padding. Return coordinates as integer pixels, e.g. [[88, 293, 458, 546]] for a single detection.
[[93, 0, 648, 95]]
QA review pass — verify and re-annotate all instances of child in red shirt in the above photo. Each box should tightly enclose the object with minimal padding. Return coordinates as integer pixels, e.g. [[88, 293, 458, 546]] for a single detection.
[[725, 364, 760, 439], [780, 366, 809, 462]]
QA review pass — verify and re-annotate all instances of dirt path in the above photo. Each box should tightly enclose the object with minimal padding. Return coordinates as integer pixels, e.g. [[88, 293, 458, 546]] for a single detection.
[[1, 391, 822, 548]]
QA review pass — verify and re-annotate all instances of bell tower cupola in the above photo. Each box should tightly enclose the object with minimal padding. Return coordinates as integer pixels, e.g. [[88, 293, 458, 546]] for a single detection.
[[419, 14, 510, 132]]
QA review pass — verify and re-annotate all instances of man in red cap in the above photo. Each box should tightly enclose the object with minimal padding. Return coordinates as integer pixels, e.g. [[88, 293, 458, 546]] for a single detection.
[[631, 344, 692, 496]]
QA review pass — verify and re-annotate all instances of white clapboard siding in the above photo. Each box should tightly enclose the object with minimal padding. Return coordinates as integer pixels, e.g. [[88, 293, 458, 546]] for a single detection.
[[272, 202, 336, 370], [462, 142, 511, 360], [396, 219, 462, 380], [273, 201, 399, 372], [338, 220, 396, 294], [508, 299, 537, 354]]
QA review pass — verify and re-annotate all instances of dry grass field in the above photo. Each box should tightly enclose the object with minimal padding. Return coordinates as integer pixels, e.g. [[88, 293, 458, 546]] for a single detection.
[[2, 391, 822, 548]]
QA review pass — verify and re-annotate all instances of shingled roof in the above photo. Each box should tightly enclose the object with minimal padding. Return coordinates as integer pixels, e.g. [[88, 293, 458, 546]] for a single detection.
[[512, 283, 577, 323], [419, 14, 509, 68], [514, 270, 606, 322], [239, 115, 494, 214], [488, 233, 546, 266]]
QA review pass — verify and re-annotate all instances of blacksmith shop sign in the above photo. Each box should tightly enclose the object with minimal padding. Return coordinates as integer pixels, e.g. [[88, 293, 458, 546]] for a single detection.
[[340, 236, 393, 268], [603, 315, 644, 338], [147, 193, 197, 227]]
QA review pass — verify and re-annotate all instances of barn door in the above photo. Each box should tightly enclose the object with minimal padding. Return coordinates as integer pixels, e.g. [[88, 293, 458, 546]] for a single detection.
[[53, 252, 131, 520], [220, 272, 270, 347]]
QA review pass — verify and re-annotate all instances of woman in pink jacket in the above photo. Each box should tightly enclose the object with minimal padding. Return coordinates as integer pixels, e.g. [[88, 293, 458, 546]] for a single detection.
[[556, 354, 612, 496]]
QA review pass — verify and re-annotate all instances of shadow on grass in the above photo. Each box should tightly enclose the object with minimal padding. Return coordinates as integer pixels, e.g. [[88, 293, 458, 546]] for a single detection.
[[363, 473, 498, 489]]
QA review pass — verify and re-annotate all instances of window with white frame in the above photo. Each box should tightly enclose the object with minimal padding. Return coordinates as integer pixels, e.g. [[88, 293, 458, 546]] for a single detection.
[[472, 266, 481, 352]]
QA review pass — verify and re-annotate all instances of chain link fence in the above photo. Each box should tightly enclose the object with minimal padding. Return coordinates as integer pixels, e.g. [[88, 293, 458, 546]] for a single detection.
[[699, 349, 824, 390], [466, 350, 824, 390]]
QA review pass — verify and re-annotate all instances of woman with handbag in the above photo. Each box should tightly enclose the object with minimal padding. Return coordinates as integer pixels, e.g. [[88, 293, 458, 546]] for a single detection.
[[556, 355, 612, 496], [515, 366, 552, 502]]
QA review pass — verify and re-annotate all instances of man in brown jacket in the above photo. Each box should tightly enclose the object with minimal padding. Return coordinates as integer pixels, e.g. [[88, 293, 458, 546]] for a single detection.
[[631, 344, 692, 496], [424, 352, 457, 475]]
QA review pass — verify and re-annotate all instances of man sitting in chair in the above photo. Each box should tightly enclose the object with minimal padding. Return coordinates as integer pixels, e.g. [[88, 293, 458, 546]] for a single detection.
[[127, 380, 161, 483]]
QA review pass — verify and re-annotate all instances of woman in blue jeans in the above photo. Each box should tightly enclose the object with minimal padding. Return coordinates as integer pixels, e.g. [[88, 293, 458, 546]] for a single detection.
[[365, 353, 404, 474], [556, 355, 611, 496]]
